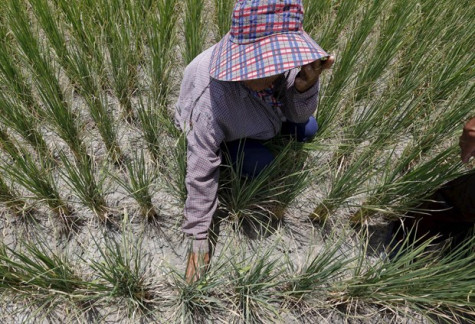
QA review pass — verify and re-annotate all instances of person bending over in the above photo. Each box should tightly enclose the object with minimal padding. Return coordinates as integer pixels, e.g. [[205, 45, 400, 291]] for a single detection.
[[174, 0, 334, 282]]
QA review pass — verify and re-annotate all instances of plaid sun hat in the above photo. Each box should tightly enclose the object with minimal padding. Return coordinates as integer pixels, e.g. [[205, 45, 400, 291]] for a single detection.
[[209, 0, 328, 81]]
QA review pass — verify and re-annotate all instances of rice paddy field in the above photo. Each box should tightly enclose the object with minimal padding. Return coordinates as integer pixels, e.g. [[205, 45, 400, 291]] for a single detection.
[[0, 0, 474, 322]]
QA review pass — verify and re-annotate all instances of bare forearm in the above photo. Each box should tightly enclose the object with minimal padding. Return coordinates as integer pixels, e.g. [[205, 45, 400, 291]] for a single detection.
[[460, 117, 475, 163]]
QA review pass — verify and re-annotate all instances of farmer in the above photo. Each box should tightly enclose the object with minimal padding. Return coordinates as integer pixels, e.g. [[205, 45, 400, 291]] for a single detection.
[[174, 0, 334, 282]]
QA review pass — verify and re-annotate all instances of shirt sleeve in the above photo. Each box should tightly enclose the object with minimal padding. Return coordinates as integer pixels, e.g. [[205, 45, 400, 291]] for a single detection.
[[281, 71, 320, 123], [182, 110, 224, 253]]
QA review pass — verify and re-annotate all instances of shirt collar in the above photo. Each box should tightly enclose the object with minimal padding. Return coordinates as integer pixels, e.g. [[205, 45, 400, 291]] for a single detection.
[[238, 82, 250, 98]]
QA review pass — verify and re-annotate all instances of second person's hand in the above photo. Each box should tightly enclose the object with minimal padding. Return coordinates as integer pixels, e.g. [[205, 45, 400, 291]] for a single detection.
[[460, 117, 475, 163]]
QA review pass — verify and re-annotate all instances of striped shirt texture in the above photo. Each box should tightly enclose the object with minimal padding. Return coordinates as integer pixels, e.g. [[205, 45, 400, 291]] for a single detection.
[[175, 45, 320, 252]]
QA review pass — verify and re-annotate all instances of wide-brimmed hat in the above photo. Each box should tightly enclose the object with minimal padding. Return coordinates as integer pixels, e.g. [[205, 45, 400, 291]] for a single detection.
[[209, 0, 328, 81]]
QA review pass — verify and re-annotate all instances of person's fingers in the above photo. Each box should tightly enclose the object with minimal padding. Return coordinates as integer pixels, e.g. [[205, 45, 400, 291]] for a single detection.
[[295, 56, 334, 92], [185, 252, 210, 283], [309, 59, 324, 72], [322, 55, 335, 69], [302, 55, 335, 77], [297, 62, 320, 85], [303, 62, 320, 81], [294, 76, 305, 92], [298, 63, 310, 79], [294, 64, 311, 92], [185, 254, 198, 283]]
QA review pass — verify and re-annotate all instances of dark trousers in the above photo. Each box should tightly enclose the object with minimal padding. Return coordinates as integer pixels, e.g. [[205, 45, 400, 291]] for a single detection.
[[222, 116, 318, 178]]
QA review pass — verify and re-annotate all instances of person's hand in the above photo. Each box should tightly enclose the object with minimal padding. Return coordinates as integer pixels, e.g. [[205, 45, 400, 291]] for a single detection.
[[185, 251, 210, 283], [460, 117, 475, 163], [294, 55, 335, 93]]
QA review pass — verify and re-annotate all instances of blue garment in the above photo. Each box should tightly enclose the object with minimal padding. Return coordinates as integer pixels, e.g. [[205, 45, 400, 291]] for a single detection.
[[224, 116, 318, 178], [281, 115, 319, 143]]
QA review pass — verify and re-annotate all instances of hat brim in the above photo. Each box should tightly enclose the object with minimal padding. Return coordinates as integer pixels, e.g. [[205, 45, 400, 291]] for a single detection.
[[209, 31, 328, 81]]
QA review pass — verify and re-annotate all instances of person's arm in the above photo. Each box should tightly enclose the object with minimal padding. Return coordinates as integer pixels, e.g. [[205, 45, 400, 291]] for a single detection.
[[282, 57, 335, 123], [183, 113, 224, 282], [460, 117, 475, 163]]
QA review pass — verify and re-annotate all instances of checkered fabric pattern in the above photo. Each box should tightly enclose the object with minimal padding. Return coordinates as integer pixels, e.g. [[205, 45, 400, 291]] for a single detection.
[[209, 0, 328, 81], [250, 85, 284, 109]]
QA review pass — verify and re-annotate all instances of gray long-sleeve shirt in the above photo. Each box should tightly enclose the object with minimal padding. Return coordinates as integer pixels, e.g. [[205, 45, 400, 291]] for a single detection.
[[174, 45, 320, 252]]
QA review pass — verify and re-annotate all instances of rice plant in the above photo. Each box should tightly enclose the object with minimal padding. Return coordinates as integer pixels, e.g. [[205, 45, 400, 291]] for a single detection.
[[350, 146, 464, 224], [283, 235, 354, 302], [326, 64, 433, 165], [411, 84, 475, 160], [136, 95, 176, 165], [0, 239, 91, 313], [302, 0, 332, 34], [0, 127, 22, 158], [0, 144, 75, 229], [53, 0, 106, 86], [136, 101, 161, 165], [119, 0, 149, 52], [59, 152, 109, 223], [99, 0, 141, 121], [332, 234, 475, 322], [347, 87, 472, 223], [68, 54, 123, 164], [183, 0, 206, 64], [219, 140, 311, 225], [399, 0, 471, 72], [310, 145, 380, 223], [214, 0, 233, 42], [0, 175, 32, 218], [168, 239, 284, 323], [145, 0, 178, 108], [310, 0, 473, 225], [6, 0, 87, 162], [326, 49, 435, 162], [0, 24, 44, 120], [353, 0, 417, 102], [228, 245, 284, 323], [167, 250, 229, 323], [30, 0, 123, 163], [139, 0, 179, 164], [316, 0, 385, 133], [328, 0, 385, 122], [0, 91, 52, 163], [88, 222, 156, 317], [163, 131, 188, 206], [114, 149, 159, 221], [317, 0, 361, 51]]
